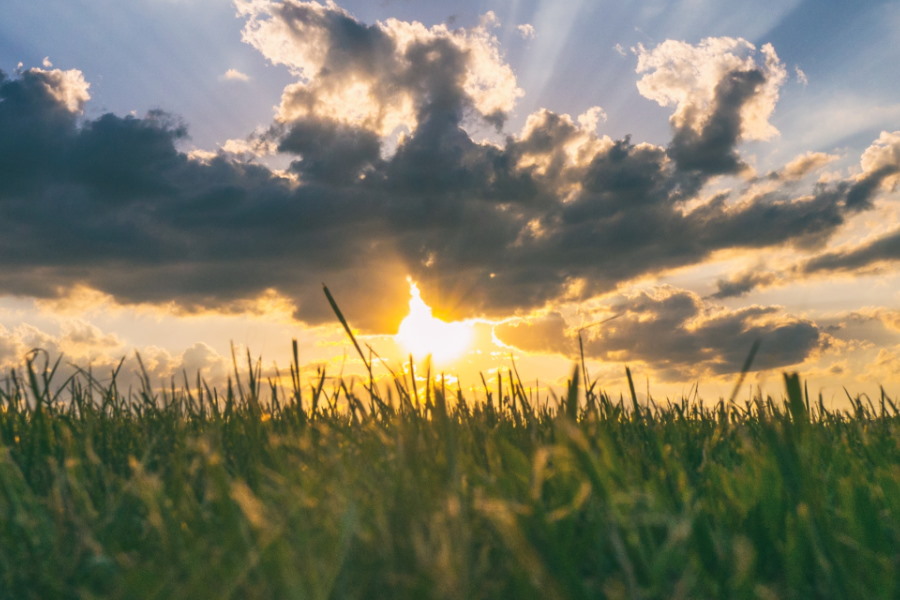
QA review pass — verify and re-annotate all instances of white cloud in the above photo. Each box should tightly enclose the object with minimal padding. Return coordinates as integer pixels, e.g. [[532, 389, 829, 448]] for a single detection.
[[222, 68, 250, 82], [236, 0, 523, 137], [221, 135, 278, 156], [860, 130, 900, 182], [635, 37, 786, 141], [577, 106, 606, 132], [479, 10, 499, 29], [517, 23, 536, 40], [29, 67, 91, 113], [180, 341, 229, 380], [781, 151, 839, 180], [187, 148, 219, 163], [60, 319, 122, 349], [0, 320, 123, 370]]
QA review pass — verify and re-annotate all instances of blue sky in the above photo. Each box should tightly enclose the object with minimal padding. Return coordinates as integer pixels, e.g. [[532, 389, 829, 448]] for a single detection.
[[4, 1, 898, 157], [0, 0, 898, 398]]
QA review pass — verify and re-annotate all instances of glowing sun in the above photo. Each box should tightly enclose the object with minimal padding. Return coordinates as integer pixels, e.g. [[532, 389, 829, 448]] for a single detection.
[[396, 278, 473, 364]]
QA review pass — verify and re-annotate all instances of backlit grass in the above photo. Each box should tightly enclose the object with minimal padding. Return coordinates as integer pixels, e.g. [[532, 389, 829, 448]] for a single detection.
[[1, 342, 898, 599]]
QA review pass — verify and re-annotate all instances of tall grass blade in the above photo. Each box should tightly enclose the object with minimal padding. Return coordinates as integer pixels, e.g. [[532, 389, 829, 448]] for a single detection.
[[727, 339, 761, 405], [322, 284, 372, 376], [565, 364, 580, 421], [625, 365, 640, 418], [784, 371, 808, 427]]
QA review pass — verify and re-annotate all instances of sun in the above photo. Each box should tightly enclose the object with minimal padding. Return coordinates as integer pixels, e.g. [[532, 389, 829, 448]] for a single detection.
[[395, 278, 473, 365]]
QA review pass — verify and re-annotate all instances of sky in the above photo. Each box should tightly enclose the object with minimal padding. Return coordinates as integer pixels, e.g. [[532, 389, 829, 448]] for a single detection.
[[0, 0, 899, 403]]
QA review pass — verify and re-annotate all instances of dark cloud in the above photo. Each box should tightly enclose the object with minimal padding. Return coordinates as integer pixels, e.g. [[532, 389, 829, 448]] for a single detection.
[[493, 289, 824, 377], [278, 119, 382, 183], [667, 68, 764, 176], [0, 66, 411, 329], [709, 221, 900, 298], [802, 227, 900, 274], [844, 165, 900, 212], [0, 67, 89, 195], [582, 289, 822, 379], [0, 11, 898, 337], [710, 270, 778, 299]]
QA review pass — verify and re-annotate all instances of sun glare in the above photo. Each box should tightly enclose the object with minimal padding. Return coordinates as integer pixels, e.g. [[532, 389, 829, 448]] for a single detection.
[[396, 278, 473, 365]]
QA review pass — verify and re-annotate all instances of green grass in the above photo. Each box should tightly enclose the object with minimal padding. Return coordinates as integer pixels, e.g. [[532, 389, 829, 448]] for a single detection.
[[0, 344, 898, 599]]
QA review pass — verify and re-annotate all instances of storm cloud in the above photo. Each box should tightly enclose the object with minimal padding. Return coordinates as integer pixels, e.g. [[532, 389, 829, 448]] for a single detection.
[[1, 1, 898, 339]]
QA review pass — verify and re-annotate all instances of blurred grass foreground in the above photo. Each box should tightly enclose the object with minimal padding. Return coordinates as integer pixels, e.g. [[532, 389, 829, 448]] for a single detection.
[[0, 343, 898, 600]]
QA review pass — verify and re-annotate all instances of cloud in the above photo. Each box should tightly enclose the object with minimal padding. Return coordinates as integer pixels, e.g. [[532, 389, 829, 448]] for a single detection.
[[493, 287, 825, 379], [710, 269, 778, 299], [581, 288, 822, 379], [0, 17, 898, 340], [0, 312, 239, 388], [879, 310, 900, 333], [862, 345, 900, 384], [860, 130, 900, 184], [60, 319, 122, 349], [844, 308, 900, 335], [636, 37, 786, 176], [277, 117, 381, 183], [237, 0, 522, 137], [710, 133, 900, 293], [516, 24, 536, 40], [222, 68, 251, 82], [0, 319, 123, 369], [802, 227, 900, 274], [708, 219, 900, 297], [777, 151, 839, 181], [493, 312, 575, 355], [180, 341, 230, 380], [10, 66, 91, 114], [577, 106, 606, 131]]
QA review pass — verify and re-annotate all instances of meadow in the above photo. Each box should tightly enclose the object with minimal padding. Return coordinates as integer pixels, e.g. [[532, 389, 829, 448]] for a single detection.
[[1, 334, 898, 599]]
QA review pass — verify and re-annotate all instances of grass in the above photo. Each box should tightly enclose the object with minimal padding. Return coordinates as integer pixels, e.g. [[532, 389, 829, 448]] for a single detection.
[[0, 340, 898, 600]]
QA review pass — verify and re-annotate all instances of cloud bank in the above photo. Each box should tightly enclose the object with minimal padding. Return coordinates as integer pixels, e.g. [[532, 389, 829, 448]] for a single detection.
[[1, 1, 898, 373], [492, 288, 823, 378]]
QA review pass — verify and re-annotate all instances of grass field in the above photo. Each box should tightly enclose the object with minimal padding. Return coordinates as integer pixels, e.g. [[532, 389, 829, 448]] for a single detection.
[[1, 340, 898, 599]]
